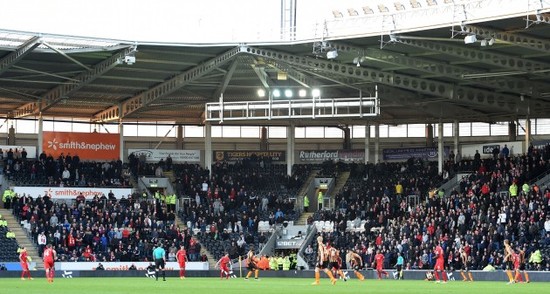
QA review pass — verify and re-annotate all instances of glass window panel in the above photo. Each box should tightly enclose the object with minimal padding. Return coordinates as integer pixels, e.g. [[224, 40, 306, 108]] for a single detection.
[[43, 120, 54, 132], [241, 126, 260, 138], [325, 127, 343, 138], [15, 119, 36, 134], [517, 119, 526, 136], [443, 123, 453, 137], [295, 127, 305, 138], [352, 125, 365, 138], [490, 123, 508, 136], [54, 121, 73, 132], [459, 123, 471, 137], [138, 124, 157, 137], [268, 126, 287, 138], [407, 124, 425, 138], [211, 126, 222, 137], [378, 124, 389, 138], [157, 125, 176, 137], [184, 126, 204, 137], [536, 119, 550, 135], [222, 126, 241, 138], [123, 124, 138, 136], [471, 122, 490, 136], [305, 127, 324, 138], [388, 124, 407, 137]]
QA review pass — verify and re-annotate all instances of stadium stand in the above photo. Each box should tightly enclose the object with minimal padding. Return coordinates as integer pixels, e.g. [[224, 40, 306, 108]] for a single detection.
[[304, 150, 550, 271]]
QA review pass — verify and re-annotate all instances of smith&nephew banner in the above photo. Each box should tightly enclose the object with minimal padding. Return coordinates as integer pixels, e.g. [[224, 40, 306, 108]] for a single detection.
[[42, 131, 120, 160]]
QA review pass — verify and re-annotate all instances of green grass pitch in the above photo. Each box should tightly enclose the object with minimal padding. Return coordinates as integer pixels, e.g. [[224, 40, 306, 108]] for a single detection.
[[3, 277, 547, 294]]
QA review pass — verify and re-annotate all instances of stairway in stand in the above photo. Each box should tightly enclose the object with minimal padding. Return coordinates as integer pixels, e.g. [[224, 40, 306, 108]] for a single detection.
[[176, 214, 217, 269], [163, 170, 175, 184], [332, 171, 351, 196], [295, 212, 314, 225], [0, 208, 42, 269]]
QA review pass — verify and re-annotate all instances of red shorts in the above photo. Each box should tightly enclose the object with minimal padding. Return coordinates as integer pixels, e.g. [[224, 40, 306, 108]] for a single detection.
[[220, 266, 229, 273], [376, 266, 383, 271], [434, 261, 444, 271], [513, 262, 520, 270], [179, 262, 186, 268], [44, 260, 54, 270], [20, 262, 29, 271]]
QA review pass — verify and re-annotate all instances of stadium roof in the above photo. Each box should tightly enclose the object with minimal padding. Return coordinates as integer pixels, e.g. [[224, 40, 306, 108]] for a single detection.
[[0, 0, 550, 127]]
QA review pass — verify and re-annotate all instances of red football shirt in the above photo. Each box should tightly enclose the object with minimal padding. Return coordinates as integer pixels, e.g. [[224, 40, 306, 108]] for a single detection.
[[435, 246, 444, 263], [43, 248, 54, 262], [176, 249, 187, 263], [375, 253, 384, 267]]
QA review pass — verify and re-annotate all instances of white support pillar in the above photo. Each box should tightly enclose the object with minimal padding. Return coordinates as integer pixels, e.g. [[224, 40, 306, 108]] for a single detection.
[[453, 120, 459, 159], [525, 119, 531, 152], [364, 124, 370, 163], [374, 123, 380, 163], [37, 114, 43, 156], [119, 121, 124, 161], [438, 122, 444, 175], [204, 123, 212, 177], [286, 124, 295, 176]]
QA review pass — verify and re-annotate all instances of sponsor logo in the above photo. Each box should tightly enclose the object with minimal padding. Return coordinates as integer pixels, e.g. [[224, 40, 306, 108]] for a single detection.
[[482, 144, 499, 154], [131, 150, 153, 158], [299, 150, 339, 160], [47, 138, 58, 150]]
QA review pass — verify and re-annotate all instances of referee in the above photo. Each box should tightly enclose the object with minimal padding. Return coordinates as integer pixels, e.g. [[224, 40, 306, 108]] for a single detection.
[[395, 252, 404, 280], [153, 242, 166, 281]]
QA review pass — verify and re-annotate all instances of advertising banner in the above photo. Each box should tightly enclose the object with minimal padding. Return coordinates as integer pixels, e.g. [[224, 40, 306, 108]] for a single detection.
[[42, 131, 120, 160], [12, 187, 133, 199], [461, 141, 522, 159], [0, 145, 37, 159], [57, 261, 209, 271], [214, 151, 285, 161], [298, 150, 365, 162], [129, 149, 201, 163], [482, 144, 500, 154], [382, 147, 450, 160]]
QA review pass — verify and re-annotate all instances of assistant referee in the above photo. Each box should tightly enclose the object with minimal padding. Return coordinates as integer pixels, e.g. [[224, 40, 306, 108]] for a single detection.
[[153, 242, 166, 281]]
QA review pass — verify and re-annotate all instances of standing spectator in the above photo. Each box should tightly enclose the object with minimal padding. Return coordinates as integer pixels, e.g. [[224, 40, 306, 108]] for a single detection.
[[37, 232, 47, 257]]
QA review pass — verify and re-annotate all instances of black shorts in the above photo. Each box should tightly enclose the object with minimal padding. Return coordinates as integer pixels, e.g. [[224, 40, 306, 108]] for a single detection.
[[506, 261, 513, 270], [316, 261, 329, 269], [519, 263, 525, 271], [330, 262, 340, 270], [462, 263, 469, 272], [396, 264, 402, 271], [247, 262, 257, 271], [352, 264, 361, 271], [155, 259, 165, 269]]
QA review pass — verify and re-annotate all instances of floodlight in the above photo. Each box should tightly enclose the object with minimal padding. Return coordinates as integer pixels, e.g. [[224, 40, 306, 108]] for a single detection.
[[257, 89, 266, 97], [312, 88, 321, 98], [298, 89, 307, 97], [464, 35, 477, 44], [284, 89, 293, 98], [326, 50, 338, 59], [272, 89, 281, 98]]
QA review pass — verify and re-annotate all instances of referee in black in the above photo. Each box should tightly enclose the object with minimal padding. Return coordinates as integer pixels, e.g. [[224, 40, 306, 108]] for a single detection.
[[153, 242, 166, 281]]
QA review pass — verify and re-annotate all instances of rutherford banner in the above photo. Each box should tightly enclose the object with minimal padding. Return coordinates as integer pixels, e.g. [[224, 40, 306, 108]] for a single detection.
[[383, 147, 450, 160], [298, 150, 365, 162], [128, 149, 201, 163]]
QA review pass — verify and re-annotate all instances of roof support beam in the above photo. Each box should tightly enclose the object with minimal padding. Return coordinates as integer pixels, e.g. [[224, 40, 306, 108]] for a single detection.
[[0, 36, 41, 76], [12, 47, 135, 118], [325, 41, 546, 96], [397, 38, 550, 77], [212, 59, 238, 99], [462, 25, 550, 54], [240, 46, 522, 113], [93, 46, 243, 122]]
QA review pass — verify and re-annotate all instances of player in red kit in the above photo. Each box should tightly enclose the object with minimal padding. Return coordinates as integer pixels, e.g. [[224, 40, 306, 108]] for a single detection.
[[176, 245, 187, 279], [43, 244, 57, 283], [374, 250, 389, 280], [216, 253, 231, 279], [19, 247, 32, 280], [433, 243, 448, 283]]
